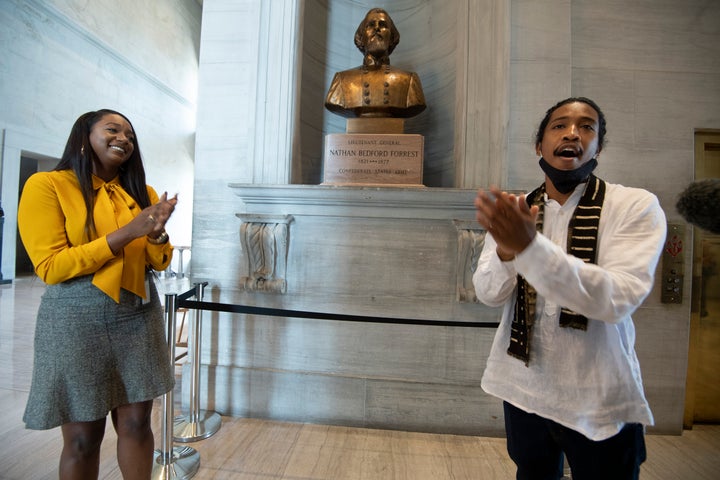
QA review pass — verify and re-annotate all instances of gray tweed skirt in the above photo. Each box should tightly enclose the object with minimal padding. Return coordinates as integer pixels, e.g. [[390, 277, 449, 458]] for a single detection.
[[23, 273, 175, 430]]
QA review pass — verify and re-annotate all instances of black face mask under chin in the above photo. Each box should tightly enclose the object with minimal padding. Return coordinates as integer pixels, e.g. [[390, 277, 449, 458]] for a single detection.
[[539, 157, 598, 194]]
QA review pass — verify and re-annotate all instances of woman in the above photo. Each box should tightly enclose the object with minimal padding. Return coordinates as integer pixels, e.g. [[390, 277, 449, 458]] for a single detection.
[[18, 109, 177, 479]]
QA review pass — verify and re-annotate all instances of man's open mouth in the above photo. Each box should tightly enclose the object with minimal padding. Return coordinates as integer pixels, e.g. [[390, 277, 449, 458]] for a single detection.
[[556, 147, 581, 158]]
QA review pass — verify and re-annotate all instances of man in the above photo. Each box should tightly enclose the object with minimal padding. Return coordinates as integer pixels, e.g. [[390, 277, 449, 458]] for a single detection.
[[324, 8, 426, 119], [473, 97, 666, 479]]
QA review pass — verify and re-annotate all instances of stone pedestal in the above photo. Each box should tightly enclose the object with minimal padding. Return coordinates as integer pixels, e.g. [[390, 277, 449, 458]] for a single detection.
[[322, 133, 424, 187]]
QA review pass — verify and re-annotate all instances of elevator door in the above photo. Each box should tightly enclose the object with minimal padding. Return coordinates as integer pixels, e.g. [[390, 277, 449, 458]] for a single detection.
[[685, 131, 720, 425]]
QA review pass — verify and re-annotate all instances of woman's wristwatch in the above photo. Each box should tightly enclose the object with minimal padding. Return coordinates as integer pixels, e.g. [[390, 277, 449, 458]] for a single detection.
[[147, 230, 169, 245]]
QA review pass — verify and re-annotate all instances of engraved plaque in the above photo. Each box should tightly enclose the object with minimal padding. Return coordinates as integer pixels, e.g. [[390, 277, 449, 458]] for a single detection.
[[322, 133, 424, 186]]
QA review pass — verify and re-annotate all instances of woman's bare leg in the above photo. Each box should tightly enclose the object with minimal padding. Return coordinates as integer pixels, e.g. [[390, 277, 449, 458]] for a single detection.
[[111, 400, 155, 479], [60, 418, 107, 480]]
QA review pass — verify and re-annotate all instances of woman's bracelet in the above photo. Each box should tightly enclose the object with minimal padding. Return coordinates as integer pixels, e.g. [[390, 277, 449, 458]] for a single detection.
[[147, 230, 169, 245]]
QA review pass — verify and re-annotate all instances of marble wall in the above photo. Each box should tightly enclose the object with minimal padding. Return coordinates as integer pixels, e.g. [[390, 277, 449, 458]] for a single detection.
[[191, 0, 720, 436]]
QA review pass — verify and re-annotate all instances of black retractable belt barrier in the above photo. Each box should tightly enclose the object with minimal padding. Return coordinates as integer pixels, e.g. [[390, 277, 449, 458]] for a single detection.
[[154, 284, 499, 478], [177, 299, 501, 328]]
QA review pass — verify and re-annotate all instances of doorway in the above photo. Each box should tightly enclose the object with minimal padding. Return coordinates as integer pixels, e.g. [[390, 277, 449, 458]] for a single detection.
[[684, 131, 720, 427], [15, 153, 57, 276]]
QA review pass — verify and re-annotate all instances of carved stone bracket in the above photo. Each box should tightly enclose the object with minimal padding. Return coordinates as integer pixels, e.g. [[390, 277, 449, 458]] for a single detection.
[[453, 220, 487, 303], [235, 214, 294, 294]]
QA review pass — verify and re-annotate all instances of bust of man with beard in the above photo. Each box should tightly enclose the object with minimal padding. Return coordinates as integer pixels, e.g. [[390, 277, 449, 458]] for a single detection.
[[324, 8, 427, 119]]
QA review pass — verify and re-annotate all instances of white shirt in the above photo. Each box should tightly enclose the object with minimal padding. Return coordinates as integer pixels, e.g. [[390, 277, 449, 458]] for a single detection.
[[473, 181, 667, 441]]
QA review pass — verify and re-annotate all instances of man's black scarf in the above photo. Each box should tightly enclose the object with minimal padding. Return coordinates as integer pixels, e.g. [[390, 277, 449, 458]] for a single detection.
[[507, 175, 606, 365]]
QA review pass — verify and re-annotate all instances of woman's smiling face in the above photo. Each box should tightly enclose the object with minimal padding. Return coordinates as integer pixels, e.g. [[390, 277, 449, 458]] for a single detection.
[[89, 113, 135, 179]]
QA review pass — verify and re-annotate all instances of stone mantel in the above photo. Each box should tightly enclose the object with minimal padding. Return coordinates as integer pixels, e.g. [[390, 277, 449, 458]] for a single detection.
[[228, 184, 481, 221], [227, 183, 497, 307]]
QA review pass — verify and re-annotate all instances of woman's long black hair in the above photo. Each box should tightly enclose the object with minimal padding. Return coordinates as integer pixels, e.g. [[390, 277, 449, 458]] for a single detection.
[[54, 109, 151, 239]]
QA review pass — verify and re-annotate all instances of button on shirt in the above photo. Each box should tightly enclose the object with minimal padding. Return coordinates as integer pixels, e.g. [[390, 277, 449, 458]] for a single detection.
[[473, 182, 667, 441]]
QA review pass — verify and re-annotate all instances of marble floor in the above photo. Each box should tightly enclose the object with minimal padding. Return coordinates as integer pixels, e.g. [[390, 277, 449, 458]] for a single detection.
[[1, 275, 719, 479]]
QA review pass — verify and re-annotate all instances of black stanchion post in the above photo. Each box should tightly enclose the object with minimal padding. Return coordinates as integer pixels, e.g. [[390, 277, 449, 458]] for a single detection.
[[152, 292, 200, 479], [174, 282, 221, 442]]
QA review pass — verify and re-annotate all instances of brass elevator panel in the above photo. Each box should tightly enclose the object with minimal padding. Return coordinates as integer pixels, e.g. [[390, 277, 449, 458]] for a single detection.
[[661, 223, 685, 304]]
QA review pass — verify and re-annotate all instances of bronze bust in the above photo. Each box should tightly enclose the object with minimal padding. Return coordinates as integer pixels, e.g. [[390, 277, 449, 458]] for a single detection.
[[324, 8, 427, 119]]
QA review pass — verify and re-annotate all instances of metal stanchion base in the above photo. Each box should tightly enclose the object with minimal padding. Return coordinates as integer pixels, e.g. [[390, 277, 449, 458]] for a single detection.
[[151, 445, 200, 480], [173, 410, 222, 442]]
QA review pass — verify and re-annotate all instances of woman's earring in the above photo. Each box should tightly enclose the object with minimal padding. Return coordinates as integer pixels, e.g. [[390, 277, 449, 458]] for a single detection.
[[80, 145, 85, 155]]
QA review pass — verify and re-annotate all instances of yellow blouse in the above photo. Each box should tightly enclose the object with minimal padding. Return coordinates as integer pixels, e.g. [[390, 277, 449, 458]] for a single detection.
[[17, 169, 173, 302]]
